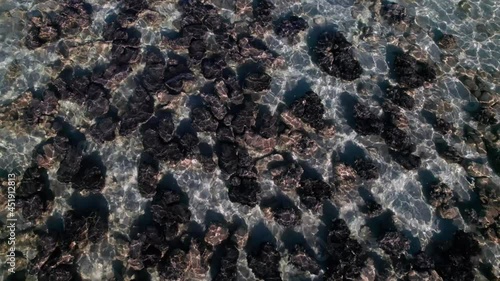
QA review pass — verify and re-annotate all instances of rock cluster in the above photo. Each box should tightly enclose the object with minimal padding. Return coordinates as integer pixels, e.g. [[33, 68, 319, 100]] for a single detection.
[[313, 31, 363, 81]]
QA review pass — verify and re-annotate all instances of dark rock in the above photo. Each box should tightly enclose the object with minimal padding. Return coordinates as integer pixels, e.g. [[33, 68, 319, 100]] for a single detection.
[[71, 156, 106, 192], [119, 86, 155, 136], [164, 58, 195, 94], [191, 107, 219, 132], [382, 3, 410, 25], [158, 249, 189, 281], [472, 105, 498, 125], [199, 153, 217, 172], [151, 190, 191, 225], [18, 166, 48, 198], [218, 142, 239, 174], [142, 129, 168, 157], [353, 103, 384, 135], [63, 210, 108, 244], [189, 39, 207, 61], [438, 34, 458, 50], [227, 176, 261, 207], [57, 0, 92, 33], [158, 115, 176, 143], [243, 72, 272, 92], [53, 135, 70, 157], [412, 251, 434, 271], [383, 101, 409, 130], [379, 231, 410, 257], [484, 138, 500, 176], [216, 77, 244, 105], [18, 193, 52, 221], [435, 230, 481, 281], [289, 245, 320, 274], [237, 36, 279, 66], [428, 182, 454, 209], [353, 159, 379, 180], [201, 54, 227, 79], [325, 219, 366, 280], [214, 242, 239, 281], [202, 92, 227, 120], [179, 132, 200, 158], [231, 101, 257, 134], [393, 53, 436, 89], [253, 0, 275, 24], [89, 117, 117, 143], [203, 13, 229, 32], [24, 13, 60, 49], [141, 51, 166, 92], [274, 15, 309, 41], [333, 163, 358, 190], [434, 118, 453, 135], [137, 155, 159, 198], [180, 24, 208, 40], [382, 126, 415, 153], [110, 44, 141, 65], [359, 199, 384, 217], [313, 31, 363, 81], [297, 179, 332, 210], [434, 138, 464, 164], [204, 224, 230, 246], [270, 205, 302, 227], [217, 126, 236, 142], [386, 86, 415, 110], [271, 162, 303, 191], [289, 91, 327, 131], [57, 146, 83, 183], [258, 111, 280, 138], [247, 242, 282, 281], [161, 141, 186, 162], [118, 0, 149, 25]]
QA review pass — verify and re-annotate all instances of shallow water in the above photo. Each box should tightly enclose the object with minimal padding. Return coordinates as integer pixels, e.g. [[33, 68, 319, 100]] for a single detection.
[[0, 0, 499, 280]]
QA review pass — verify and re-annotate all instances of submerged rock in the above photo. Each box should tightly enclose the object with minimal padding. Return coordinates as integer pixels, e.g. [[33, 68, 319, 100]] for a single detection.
[[379, 231, 410, 257], [297, 179, 332, 210], [158, 248, 189, 281], [382, 126, 415, 154], [71, 156, 106, 192], [253, 0, 275, 24], [191, 107, 219, 132], [205, 224, 230, 247], [243, 71, 272, 93], [435, 230, 481, 281], [63, 209, 108, 245], [227, 176, 261, 207], [263, 204, 302, 227], [325, 219, 367, 280], [353, 158, 379, 180], [247, 242, 282, 281], [289, 245, 320, 274], [89, 117, 117, 143], [137, 154, 159, 198], [353, 103, 384, 135], [382, 3, 410, 25], [215, 241, 239, 281], [438, 34, 458, 50], [274, 15, 309, 42], [288, 91, 327, 131], [393, 53, 436, 89], [270, 162, 303, 191], [313, 31, 363, 81], [386, 86, 415, 110]]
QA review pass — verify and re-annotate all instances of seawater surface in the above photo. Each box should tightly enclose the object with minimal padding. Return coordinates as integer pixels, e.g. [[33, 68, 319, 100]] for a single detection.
[[0, 0, 499, 280]]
